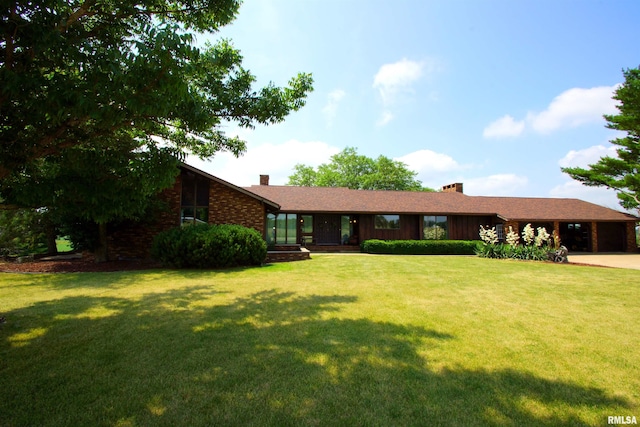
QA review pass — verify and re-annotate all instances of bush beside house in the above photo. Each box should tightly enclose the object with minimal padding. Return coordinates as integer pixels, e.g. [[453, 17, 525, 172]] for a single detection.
[[152, 224, 267, 268], [361, 239, 478, 255]]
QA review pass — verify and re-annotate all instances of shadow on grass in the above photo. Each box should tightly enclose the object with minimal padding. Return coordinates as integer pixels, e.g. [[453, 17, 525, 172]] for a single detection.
[[0, 285, 631, 426]]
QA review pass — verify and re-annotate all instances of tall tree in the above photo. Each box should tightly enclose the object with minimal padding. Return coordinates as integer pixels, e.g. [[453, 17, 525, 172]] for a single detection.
[[1, 134, 182, 261], [0, 1, 313, 180], [562, 67, 640, 214], [287, 147, 432, 191]]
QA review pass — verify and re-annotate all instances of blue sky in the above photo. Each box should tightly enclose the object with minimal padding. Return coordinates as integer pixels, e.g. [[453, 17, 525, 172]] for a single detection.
[[189, 0, 639, 211]]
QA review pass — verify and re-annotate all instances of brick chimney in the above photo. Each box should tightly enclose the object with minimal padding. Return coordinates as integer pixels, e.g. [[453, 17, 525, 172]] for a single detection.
[[442, 183, 463, 193], [260, 175, 270, 186]]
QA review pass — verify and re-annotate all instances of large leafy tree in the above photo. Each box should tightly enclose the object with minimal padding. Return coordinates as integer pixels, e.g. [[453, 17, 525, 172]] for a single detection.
[[2, 135, 182, 261], [562, 67, 640, 214], [287, 147, 433, 191], [0, 1, 313, 180], [1, 1, 313, 260]]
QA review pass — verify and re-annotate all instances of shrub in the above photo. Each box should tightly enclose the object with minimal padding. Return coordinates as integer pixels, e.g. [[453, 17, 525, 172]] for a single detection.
[[0, 209, 48, 258], [151, 224, 267, 268], [361, 239, 478, 255]]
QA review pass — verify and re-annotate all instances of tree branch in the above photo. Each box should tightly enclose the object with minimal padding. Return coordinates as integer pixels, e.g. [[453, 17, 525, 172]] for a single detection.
[[57, 0, 97, 33]]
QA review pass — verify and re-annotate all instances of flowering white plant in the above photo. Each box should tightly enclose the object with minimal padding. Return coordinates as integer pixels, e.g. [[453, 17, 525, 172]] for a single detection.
[[479, 225, 498, 245], [506, 226, 520, 247], [535, 227, 551, 247], [522, 223, 535, 245]]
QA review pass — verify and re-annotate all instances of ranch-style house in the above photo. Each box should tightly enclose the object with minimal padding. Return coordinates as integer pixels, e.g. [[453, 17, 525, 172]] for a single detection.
[[107, 163, 639, 260]]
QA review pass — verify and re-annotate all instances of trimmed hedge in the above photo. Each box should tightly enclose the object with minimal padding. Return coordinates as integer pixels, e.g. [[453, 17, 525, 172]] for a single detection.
[[151, 224, 267, 268], [361, 239, 478, 255]]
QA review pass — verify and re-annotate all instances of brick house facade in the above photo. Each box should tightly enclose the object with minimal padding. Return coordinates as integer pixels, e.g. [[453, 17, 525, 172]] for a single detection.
[[105, 164, 638, 260], [107, 164, 279, 260]]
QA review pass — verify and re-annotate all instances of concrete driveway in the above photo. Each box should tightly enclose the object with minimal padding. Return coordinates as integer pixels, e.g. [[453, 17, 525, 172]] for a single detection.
[[569, 253, 640, 270]]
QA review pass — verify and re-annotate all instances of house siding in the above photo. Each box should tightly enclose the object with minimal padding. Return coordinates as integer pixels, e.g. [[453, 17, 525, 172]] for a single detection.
[[597, 222, 633, 252], [449, 215, 494, 240], [359, 214, 421, 241]]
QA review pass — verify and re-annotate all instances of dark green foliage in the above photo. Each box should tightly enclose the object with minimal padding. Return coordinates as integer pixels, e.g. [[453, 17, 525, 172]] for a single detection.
[[0, 209, 48, 257], [152, 224, 267, 268], [288, 147, 433, 191], [361, 239, 478, 255], [0, 1, 313, 181]]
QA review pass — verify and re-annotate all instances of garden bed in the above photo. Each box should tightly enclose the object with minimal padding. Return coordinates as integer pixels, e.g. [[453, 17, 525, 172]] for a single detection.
[[0, 257, 160, 273]]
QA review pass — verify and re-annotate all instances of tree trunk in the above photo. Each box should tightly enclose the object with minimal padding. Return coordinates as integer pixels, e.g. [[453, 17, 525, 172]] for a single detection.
[[94, 222, 109, 262], [45, 226, 58, 255]]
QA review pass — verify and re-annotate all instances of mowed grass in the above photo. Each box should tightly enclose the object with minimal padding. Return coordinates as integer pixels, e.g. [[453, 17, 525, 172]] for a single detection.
[[0, 255, 638, 426], [55, 237, 73, 253]]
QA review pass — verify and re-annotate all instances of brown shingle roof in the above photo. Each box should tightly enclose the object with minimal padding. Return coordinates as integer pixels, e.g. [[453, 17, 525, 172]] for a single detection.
[[245, 185, 638, 222]]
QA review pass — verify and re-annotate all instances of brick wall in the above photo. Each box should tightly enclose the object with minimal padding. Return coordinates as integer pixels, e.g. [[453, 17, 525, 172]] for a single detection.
[[107, 176, 182, 260], [503, 221, 519, 236], [107, 171, 268, 260], [208, 180, 265, 235], [266, 248, 310, 263], [625, 222, 637, 253], [590, 222, 599, 253]]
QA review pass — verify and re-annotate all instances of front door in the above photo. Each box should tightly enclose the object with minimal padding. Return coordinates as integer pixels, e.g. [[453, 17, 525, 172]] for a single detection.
[[315, 214, 341, 245]]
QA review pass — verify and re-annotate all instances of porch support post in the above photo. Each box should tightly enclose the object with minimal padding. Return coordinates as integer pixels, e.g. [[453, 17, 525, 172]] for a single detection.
[[625, 222, 637, 253], [591, 222, 598, 253]]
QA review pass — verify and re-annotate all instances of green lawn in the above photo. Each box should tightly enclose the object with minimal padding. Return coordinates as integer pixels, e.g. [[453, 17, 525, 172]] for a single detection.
[[1, 255, 638, 426], [55, 237, 73, 253]]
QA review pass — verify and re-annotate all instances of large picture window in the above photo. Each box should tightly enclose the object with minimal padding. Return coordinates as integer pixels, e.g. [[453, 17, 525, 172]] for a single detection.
[[266, 213, 297, 244], [375, 215, 400, 229], [423, 215, 448, 239], [181, 171, 210, 225]]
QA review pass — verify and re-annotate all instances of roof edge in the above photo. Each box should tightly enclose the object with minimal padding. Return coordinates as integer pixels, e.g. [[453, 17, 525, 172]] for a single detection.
[[180, 163, 280, 210]]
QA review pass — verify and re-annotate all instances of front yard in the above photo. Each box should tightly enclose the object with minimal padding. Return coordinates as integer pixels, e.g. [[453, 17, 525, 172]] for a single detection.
[[0, 255, 638, 426]]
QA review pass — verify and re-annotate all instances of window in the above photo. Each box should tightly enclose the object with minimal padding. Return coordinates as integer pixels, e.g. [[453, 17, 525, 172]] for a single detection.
[[266, 213, 297, 244], [341, 215, 354, 244], [301, 215, 313, 234], [375, 215, 400, 229], [300, 215, 313, 245], [181, 171, 209, 225], [423, 215, 448, 239]]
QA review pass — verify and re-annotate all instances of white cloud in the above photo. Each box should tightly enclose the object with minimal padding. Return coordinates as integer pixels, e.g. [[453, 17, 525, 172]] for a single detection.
[[376, 110, 394, 127], [528, 85, 620, 134], [464, 174, 529, 196], [482, 115, 525, 139], [373, 58, 425, 105], [483, 85, 619, 138], [322, 89, 346, 127], [373, 58, 440, 105], [187, 139, 340, 186], [558, 144, 617, 168], [372, 58, 441, 126], [396, 149, 462, 173], [549, 180, 625, 211], [395, 149, 470, 189]]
